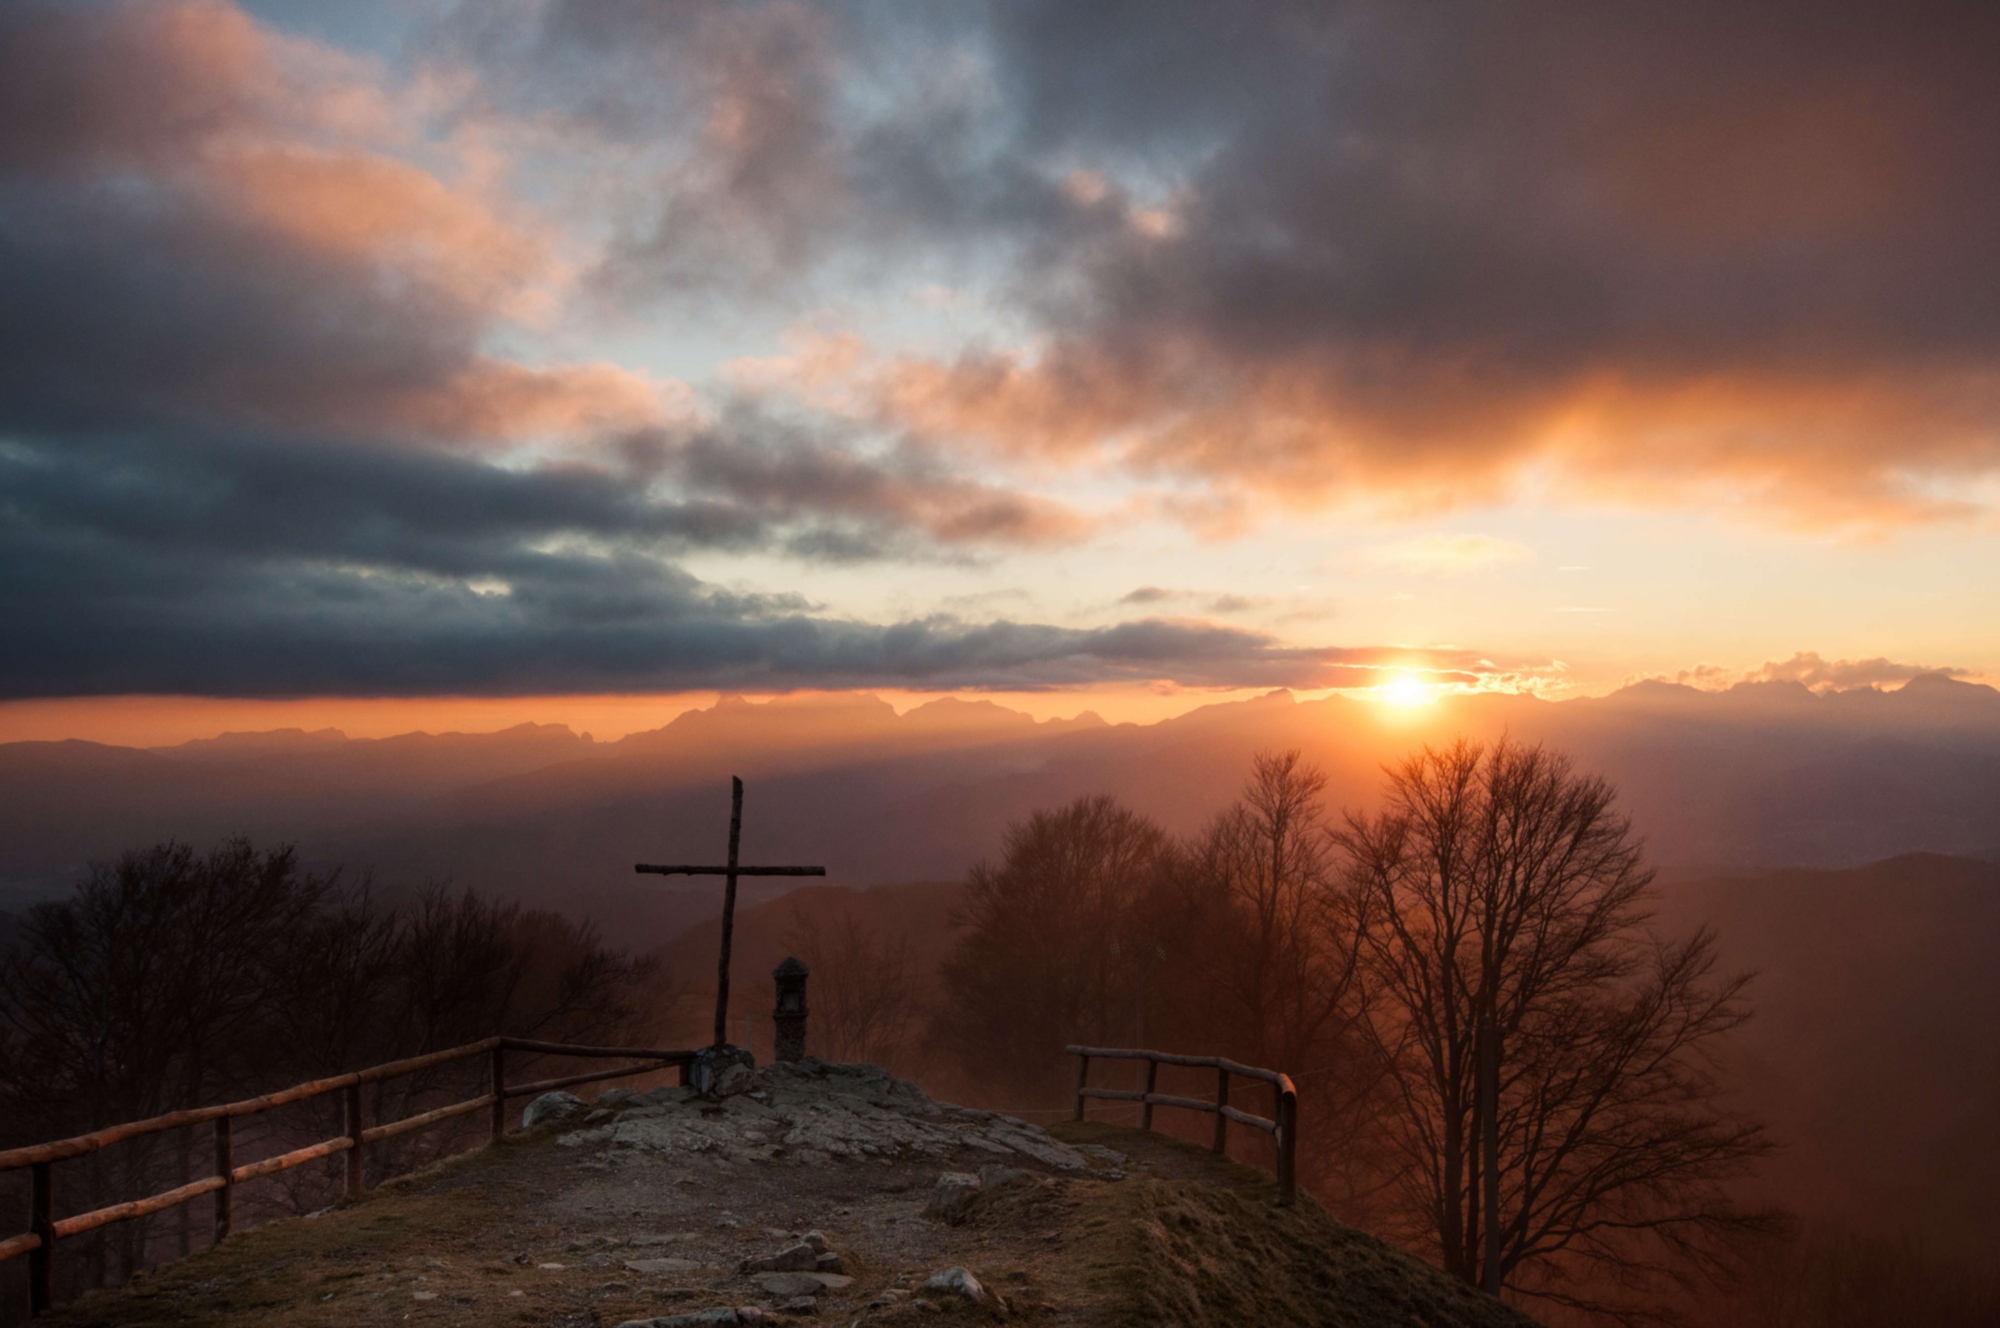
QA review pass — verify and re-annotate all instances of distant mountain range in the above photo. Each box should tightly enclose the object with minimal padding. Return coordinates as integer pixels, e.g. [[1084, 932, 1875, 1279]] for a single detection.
[[4, 676, 1998, 948]]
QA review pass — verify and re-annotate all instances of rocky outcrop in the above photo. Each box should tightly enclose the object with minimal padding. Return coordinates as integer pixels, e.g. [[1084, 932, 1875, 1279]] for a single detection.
[[554, 1057, 1094, 1171]]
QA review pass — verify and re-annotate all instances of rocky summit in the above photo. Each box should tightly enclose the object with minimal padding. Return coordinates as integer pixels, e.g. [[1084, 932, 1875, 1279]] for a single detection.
[[543, 1058, 1103, 1175], [40, 1059, 1538, 1328]]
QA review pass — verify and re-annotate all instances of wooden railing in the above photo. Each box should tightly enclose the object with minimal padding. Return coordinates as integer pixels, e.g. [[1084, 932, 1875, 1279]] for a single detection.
[[1067, 1045, 1298, 1206], [0, 1036, 697, 1316]]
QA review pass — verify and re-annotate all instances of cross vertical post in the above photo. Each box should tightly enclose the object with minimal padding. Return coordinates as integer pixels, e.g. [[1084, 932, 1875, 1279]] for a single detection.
[[714, 776, 744, 1048]]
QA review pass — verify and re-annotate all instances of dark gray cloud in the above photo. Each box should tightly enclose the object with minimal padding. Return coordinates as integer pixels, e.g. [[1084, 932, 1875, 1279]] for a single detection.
[[0, 423, 1428, 695], [0, 0, 1173, 698]]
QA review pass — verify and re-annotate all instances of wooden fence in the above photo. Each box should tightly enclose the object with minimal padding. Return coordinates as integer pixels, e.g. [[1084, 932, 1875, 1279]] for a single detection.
[[0, 1035, 697, 1316], [1067, 1045, 1298, 1206]]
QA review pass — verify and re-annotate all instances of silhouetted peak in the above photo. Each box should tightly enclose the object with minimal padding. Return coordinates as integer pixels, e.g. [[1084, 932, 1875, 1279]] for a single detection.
[[1723, 679, 1819, 705], [614, 691, 905, 754], [1041, 709, 1109, 732], [1895, 671, 1988, 695], [166, 727, 350, 755], [899, 697, 1037, 731], [372, 723, 585, 749], [1599, 679, 1704, 704]]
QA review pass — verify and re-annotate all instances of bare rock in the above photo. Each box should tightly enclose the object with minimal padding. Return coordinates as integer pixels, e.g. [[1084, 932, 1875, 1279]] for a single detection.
[[564, 1060, 1089, 1170], [740, 1243, 820, 1274], [751, 1271, 851, 1297], [687, 1046, 757, 1099], [977, 1164, 1032, 1192], [923, 1172, 982, 1224], [617, 1310, 767, 1327], [921, 1266, 989, 1304], [626, 1257, 703, 1275], [522, 1091, 586, 1128]]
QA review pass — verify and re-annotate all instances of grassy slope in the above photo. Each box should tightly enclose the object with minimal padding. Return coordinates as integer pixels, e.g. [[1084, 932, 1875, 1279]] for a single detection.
[[1049, 1123, 1536, 1328]]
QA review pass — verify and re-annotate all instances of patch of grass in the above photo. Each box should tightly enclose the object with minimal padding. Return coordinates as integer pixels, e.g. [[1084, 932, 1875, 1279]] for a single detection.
[[1082, 1178, 1539, 1328]]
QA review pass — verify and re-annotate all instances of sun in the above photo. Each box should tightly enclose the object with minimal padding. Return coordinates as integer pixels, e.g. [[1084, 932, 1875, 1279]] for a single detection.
[[1378, 673, 1437, 708]]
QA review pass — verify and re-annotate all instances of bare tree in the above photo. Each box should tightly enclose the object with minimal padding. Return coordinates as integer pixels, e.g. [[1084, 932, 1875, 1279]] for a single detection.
[[1336, 739, 1772, 1320], [1175, 750, 1367, 1073], [0, 841, 332, 1287], [933, 795, 1174, 1100], [780, 900, 923, 1069]]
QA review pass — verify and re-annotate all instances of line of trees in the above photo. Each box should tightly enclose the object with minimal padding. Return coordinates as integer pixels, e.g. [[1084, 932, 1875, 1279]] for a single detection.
[[924, 741, 1774, 1323], [0, 838, 673, 1305]]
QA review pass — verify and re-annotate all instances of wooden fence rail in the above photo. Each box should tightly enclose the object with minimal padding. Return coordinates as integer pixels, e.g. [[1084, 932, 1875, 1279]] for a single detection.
[[0, 1036, 698, 1317], [1066, 1045, 1297, 1206]]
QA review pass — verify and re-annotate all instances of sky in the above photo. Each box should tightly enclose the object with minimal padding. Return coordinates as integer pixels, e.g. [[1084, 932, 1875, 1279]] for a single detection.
[[3, 0, 1997, 743]]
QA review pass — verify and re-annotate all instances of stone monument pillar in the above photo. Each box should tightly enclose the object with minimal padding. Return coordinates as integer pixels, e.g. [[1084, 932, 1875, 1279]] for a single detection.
[[772, 956, 809, 1062]]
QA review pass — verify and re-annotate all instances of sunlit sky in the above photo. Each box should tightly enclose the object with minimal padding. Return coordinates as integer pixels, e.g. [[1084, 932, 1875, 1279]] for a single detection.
[[3, 0, 1997, 745]]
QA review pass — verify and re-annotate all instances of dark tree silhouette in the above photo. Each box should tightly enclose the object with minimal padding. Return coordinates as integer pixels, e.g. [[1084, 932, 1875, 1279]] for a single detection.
[[1176, 750, 1367, 1075], [0, 838, 668, 1302], [1336, 740, 1773, 1321], [932, 795, 1173, 1099]]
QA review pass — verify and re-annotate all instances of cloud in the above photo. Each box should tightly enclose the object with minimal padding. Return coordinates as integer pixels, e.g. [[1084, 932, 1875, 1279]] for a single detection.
[[1118, 588, 1269, 614], [14, 0, 1990, 701], [1356, 534, 1534, 577], [0, 430, 1486, 696], [490, 0, 2000, 529], [0, 408, 1502, 696], [1666, 652, 1973, 694], [0, 0, 1140, 696], [1744, 652, 1972, 694], [442, 0, 859, 302]]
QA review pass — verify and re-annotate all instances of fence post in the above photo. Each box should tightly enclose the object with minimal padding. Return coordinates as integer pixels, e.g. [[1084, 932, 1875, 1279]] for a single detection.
[[343, 1084, 366, 1199], [1140, 1058, 1158, 1130], [1275, 1086, 1297, 1207], [1072, 1053, 1089, 1122], [490, 1044, 507, 1144], [1212, 1067, 1229, 1152], [213, 1116, 234, 1242], [29, 1159, 53, 1315]]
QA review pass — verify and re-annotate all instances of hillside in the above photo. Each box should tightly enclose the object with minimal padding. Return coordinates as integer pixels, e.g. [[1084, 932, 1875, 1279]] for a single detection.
[[39, 1061, 1534, 1328], [1656, 852, 2000, 1260]]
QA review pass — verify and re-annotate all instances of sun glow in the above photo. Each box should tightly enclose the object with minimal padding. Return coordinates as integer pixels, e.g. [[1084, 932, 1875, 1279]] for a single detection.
[[1377, 673, 1439, 708]]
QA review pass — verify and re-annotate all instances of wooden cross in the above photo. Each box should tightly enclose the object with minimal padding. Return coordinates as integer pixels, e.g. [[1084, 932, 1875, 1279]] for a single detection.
[[635, 776, 825, 1049]]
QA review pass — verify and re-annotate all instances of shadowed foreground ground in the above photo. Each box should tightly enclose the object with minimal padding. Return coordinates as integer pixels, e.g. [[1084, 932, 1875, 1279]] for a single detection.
[[39, 1061, 1533, 1328]]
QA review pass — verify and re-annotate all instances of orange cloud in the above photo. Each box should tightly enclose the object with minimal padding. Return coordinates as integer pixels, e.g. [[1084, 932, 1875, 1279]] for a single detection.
[[757, 332, 2000, 533]]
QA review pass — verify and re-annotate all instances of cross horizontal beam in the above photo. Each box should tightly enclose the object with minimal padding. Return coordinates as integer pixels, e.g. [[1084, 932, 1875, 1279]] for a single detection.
[[634, 864, 826, 877]]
